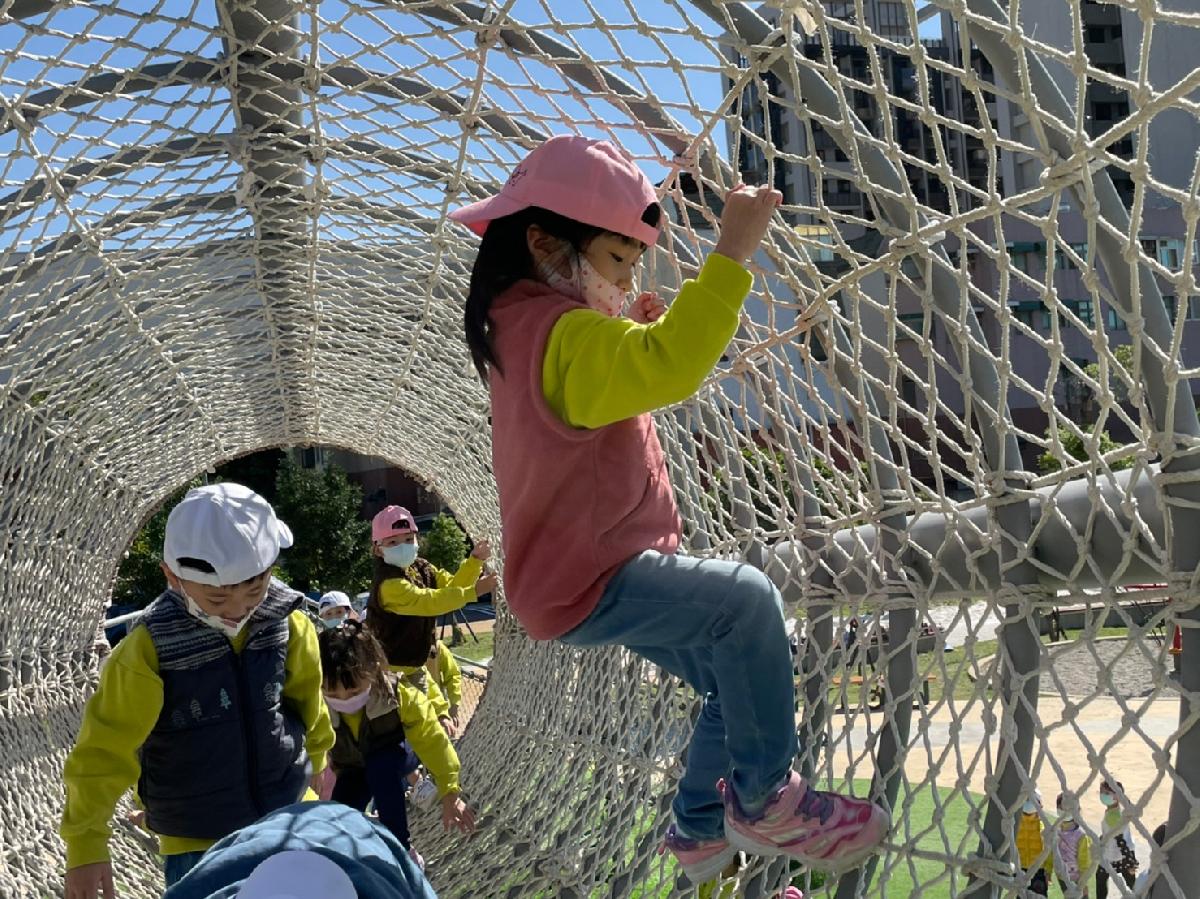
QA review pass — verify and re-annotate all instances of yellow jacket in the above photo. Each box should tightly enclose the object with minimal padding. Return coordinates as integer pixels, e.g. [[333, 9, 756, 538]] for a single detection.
[[1017, 812, 1054, 875], [428, 640, 463, 709], [378, 557, 483, 617], [335, 677, 461, 796], [60, 611, 333, 868], [541, 254, 753, 428]]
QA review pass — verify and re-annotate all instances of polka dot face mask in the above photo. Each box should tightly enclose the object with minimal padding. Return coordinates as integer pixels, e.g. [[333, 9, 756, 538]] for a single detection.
[[536, 245, 628, 317]]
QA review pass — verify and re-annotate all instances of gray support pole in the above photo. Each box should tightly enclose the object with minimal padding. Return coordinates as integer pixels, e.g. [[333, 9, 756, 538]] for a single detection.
[[216, 0, 311, 441], [924, 6, 1200, 895], [675, 5, 1045, 894]]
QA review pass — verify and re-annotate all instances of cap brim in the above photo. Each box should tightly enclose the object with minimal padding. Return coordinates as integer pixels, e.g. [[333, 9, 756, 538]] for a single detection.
[[449, 192, 528, 236], [276, 520, 294, 549]]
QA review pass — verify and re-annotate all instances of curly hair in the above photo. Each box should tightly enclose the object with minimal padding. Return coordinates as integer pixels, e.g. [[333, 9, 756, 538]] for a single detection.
[[318, 619, 391, 696]]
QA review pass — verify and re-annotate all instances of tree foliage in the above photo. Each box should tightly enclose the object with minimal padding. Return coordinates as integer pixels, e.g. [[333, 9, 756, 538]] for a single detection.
[[420, 513, 468, 573], [111, 479, 202, 608], [1036, 425, 1136, 473], [272, 456, 372, 594]]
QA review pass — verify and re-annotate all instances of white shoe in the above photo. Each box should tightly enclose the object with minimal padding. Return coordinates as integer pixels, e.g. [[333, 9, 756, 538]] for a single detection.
[[412, 777, 439, 812]]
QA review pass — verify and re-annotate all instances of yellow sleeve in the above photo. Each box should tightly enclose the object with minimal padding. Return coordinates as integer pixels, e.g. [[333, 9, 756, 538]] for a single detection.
[[437, 642, 463, 708], [378, 574, 475, 617], [1080, 835, 1091, 874], [397, 682, 461, 796], [542, 253, 753, 429], [281, 611, 334, 776], [60, 627, 163, 869], [433, 556, 482, 589], [425, 675, 451, 720]]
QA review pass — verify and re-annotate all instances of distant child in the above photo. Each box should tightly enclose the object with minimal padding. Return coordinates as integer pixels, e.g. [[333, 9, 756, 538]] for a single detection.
[[61, 483, 334, 897], [1133, 823, 1167, 893], [318, 590, 356, 629], [319, 620, 475, 868], [366, 506, 496, 738], [426, 639, 464, 729], [450, 134, 889, 883], [1017, 791, 1052, 896], [1054, 793, 1092, 897], [1097, 780, 1139, 897]]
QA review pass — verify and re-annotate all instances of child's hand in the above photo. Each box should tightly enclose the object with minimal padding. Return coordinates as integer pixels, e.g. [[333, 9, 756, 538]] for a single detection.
[[66, 861, 115, 899], [449, 704, 461, 728], [475, 573, 499, 597], [441, 792, 477, 835], [713, 184, 783, 265], [439, 715, 460, 739], [628, 291, 667, 324], [470, 540, 491, 562]]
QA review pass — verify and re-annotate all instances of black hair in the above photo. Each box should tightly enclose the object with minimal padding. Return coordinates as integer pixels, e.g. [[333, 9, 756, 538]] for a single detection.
[[318, 619, 391, 695], [464, 202, 662, 384]]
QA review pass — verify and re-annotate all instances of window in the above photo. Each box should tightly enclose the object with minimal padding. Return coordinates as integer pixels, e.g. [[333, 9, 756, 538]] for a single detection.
[[1140, 237, 1187, 270], [898, 311, 935, 340], [900, 376, 918, 407], [1107, 307, 1128, 331], [1087, 25, 1107, 44], [1007, 242, 1043, 274], [1064, 299, 1095, 327], [1015, 301, 1050, 330], [1189, 296, 1200, 320]]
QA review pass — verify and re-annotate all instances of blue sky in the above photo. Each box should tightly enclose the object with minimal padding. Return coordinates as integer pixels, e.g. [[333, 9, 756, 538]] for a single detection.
[[0, 0, 944, 251]]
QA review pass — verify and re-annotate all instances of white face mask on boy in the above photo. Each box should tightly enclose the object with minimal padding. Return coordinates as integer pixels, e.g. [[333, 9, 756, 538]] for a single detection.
[[536, 245, 629, 318], [178, 586, 260, 639]]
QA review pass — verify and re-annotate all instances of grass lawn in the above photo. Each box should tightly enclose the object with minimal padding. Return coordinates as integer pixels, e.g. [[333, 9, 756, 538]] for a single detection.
[[449, 630, 494, 663]]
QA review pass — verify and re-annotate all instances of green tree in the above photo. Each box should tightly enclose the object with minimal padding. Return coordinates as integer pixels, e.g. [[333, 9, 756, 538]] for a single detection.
[[273, 456, 372, 593], [1084, 344, 1135, 405], [420, 513, 468, 573], [1037, 425, 1136, 473], [112, 479, 202, 608]]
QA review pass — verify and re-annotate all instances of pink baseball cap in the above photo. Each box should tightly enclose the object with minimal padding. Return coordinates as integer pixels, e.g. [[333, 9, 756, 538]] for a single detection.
[[449, 135, 661, 247], [371, 505, 417, 543]]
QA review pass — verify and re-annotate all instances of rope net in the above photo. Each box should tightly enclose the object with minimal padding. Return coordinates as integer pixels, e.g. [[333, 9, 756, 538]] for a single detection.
[[3, 0, 1200, 895]]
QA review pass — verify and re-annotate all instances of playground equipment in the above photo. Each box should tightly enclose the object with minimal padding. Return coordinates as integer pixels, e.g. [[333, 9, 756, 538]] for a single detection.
[[3, 0, 1200, 896]]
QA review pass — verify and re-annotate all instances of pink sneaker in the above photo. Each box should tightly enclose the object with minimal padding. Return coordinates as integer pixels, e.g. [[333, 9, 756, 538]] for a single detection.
[[720, 772, 889, 871], [659, 824, 738, 883]]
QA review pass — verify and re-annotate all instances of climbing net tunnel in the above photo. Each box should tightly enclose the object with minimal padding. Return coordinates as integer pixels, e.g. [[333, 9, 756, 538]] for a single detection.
[[4, 0, 1200, 895]]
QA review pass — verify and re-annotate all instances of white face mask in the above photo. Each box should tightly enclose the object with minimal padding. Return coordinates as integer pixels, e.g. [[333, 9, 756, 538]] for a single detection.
[[324, 685, 372, 714], [381, 543, 418, 568], [178, 585, 260, 639], [1023, 801, 1038, 815], [536, 245, 629, 318]]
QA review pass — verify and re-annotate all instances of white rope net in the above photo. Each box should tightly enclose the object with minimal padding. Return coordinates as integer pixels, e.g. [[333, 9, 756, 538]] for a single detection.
[[3, 0, 1200, 895]]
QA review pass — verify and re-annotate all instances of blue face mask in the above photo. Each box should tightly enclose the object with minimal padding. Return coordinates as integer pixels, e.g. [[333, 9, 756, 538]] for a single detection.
[[321, 615, 346, 630], [382, 543, 418, 568]]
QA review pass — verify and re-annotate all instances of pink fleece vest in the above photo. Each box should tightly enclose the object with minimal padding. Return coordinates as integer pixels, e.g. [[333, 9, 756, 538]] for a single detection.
[[488, 279, 682, 640]]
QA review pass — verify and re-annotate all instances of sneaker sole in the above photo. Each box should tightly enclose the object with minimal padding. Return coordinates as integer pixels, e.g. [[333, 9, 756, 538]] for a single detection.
[[676, 843, 739, 884], [724, 809, 890, 873]]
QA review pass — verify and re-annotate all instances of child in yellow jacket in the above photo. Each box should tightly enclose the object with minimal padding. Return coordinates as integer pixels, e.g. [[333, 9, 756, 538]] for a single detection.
[[320, 620, 475, 869], [1017, 792, 1053, 896], [426, 639, 464, 728], [61, 484, 334, 898], [365, 506, 496, 737]]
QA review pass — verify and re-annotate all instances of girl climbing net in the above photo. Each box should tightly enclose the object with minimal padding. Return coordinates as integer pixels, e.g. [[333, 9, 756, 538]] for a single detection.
[[450, 135, 891, 883]]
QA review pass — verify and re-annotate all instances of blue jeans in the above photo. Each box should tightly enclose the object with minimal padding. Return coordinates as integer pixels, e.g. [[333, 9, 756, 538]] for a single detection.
[[560, 551, 798, 839], [331, 744, 417, 847], [163, 850, 205, 886]]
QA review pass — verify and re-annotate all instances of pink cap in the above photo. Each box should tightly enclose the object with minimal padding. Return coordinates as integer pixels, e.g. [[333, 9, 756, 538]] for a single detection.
[[449, 135, 661, 247], [371, 505, 417, 543]]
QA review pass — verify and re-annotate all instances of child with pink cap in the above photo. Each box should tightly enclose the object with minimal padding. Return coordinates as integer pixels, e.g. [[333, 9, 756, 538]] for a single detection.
[[365, 505, 496, 738], [450, 134, 890, 883]]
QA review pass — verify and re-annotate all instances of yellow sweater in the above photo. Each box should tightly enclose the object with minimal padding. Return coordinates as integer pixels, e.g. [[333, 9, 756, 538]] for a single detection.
[[1017, 812, 1054, 874], [379, 556, 481, 721], [60, 611, 334, 868], [337, 678, 461, 796], [428, 640, 463, 709], [541, 254, 753, 428]]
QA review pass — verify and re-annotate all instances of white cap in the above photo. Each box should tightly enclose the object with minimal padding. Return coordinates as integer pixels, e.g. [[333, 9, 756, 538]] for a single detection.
[[236, 850, 356, 899], [163, 483, 293, 586], [319, 591, 352, 612]]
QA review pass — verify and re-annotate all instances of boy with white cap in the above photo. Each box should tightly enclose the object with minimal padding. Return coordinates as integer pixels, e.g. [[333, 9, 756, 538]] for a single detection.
[[318, 591, 356, 629], [62, 483, 335, 898]]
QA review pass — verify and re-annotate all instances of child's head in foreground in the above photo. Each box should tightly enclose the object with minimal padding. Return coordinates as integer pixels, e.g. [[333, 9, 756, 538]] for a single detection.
[[449, 135, 663, 381], [160, 482, 292, 638]]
